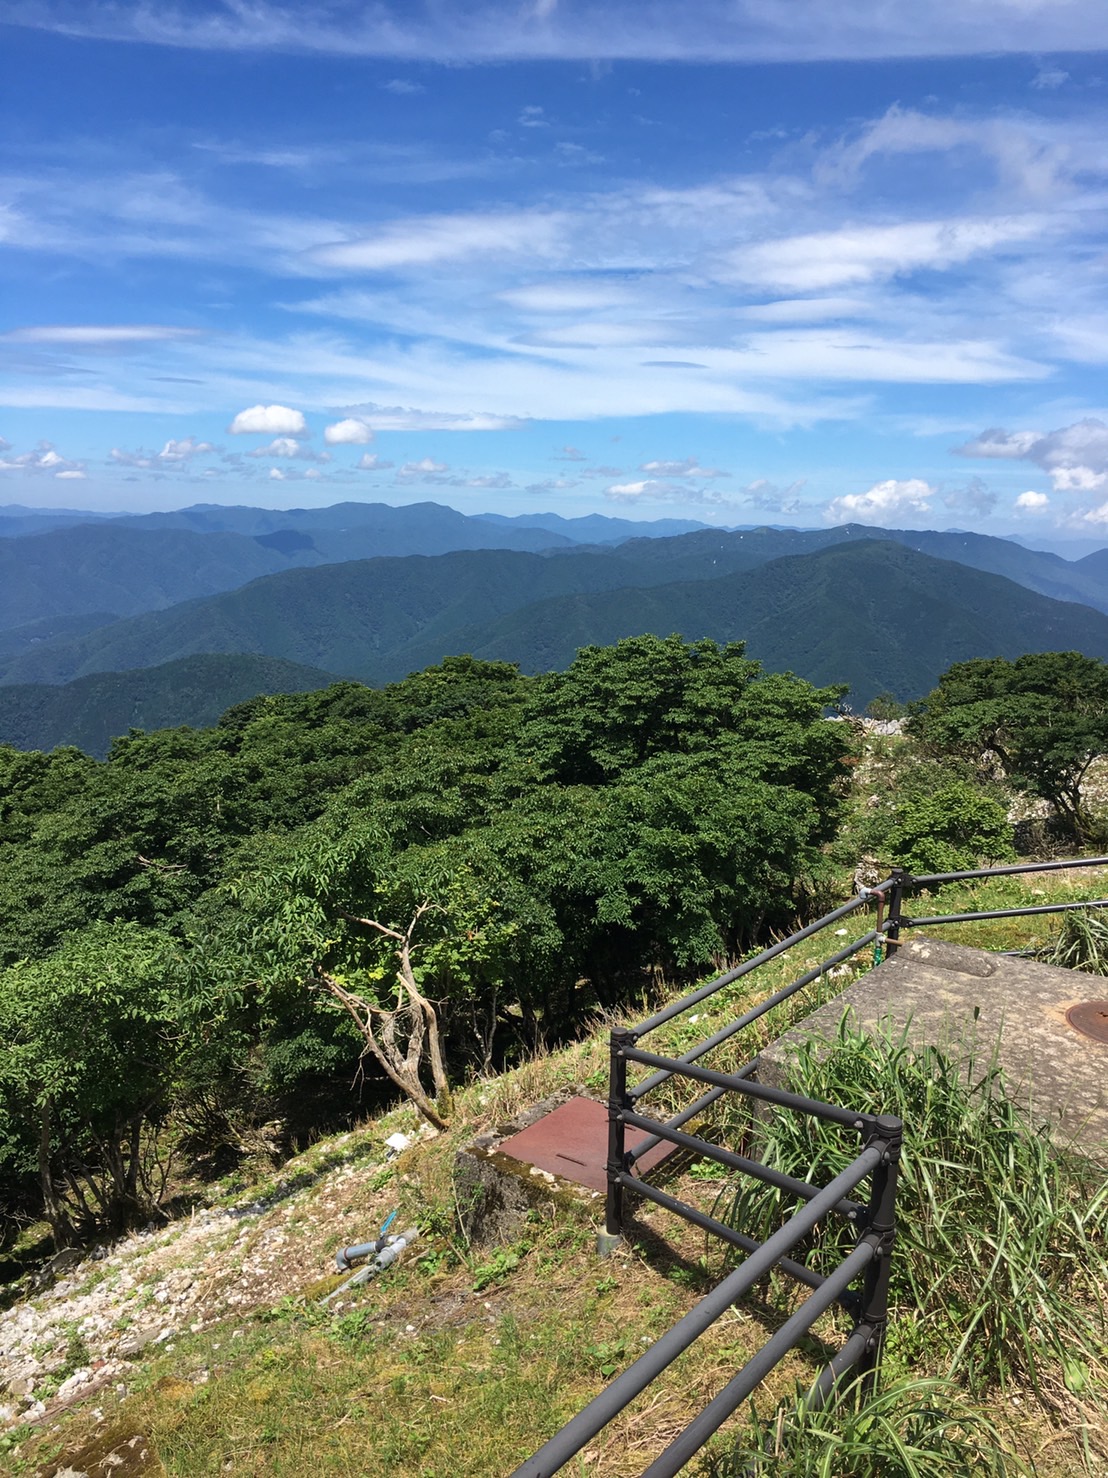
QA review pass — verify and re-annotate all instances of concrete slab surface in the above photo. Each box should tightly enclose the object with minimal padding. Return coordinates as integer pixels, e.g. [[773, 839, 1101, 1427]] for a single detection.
[[759, 936, 1108, 1158]]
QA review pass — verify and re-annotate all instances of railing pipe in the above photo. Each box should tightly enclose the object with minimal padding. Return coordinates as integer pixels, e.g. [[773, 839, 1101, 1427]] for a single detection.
[[620, 1108, 862, 1219], [909, 854, 1108, 887], [906, 899, 1108, 928], [624, 1046, 877, 1132], [856, 1115, 902, 1401], [804, 1325, 874, 1410], [509, 1146, 883, 1478], [883, 867, 908, 957], [631, 886, 895, 1038], [632, 931, 877, 1099], [626, 1078, 746, 1163], [617, 1173, 836, 1297], [638, 1239, 876, 1478], [606, 1028, 634, 1238]]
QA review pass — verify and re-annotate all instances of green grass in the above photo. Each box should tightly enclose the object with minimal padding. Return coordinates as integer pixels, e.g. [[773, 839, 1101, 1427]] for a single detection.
[[706, 1374, 1026, 1477], [710, 1017, 1108, 1472]]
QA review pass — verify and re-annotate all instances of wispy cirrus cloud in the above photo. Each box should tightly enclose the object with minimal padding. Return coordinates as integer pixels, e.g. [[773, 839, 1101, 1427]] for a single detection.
[[2, 323, 201, 346], [8, 1, 1108, 61]]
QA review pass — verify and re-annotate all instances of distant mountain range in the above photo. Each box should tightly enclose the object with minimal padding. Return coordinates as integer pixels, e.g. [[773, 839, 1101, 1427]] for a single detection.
[[4, 497, 1108, 754]]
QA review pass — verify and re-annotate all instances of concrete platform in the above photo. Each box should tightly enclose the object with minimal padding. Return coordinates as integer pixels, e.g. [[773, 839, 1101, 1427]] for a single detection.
[[758, 936, 1108, 1158]]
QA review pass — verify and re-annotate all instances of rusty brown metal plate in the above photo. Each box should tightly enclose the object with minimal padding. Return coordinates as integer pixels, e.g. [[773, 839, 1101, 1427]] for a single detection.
[[1065, 1001, 1108, 1043], [497, 1096, 676, 1194]]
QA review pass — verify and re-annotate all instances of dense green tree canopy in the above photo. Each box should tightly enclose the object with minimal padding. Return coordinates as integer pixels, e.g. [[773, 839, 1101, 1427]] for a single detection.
[[909, 652, 1108, 841], [0, 637, 857, 1237]]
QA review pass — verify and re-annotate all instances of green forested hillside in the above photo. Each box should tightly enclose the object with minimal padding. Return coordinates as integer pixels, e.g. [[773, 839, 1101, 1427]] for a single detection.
[[0, 654, 339, 757], [7, 539, 1108, 734], [443, 540, 1108, 702], [0, 524, 299, 630], [0, 547, 650, 686]]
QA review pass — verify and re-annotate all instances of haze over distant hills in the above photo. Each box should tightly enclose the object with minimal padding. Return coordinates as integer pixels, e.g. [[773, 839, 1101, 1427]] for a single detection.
[[4, 497, 1108, 754]]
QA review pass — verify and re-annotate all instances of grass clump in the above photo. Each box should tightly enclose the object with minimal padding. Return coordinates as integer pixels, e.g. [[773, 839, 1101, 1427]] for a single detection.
[[719, 1019, 1107, 1434], [1040, 906, 1108, 976], [705, 1374, 1026, 1477]]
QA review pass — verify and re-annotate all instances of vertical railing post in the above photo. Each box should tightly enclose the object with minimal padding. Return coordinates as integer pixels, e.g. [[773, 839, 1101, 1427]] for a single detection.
[[884, 867, 909, 956], [856, 1114, 902, 1401], [605, 1027, 634, 1242]]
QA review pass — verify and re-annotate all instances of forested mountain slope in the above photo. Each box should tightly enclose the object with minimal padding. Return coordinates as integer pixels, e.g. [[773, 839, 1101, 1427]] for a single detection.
[[0, 654, 339, 757], [0, 525, 295, 630], [0, 547, 643, 686], [385, 540, 1108, 704], [6, 541, 1108, 750]]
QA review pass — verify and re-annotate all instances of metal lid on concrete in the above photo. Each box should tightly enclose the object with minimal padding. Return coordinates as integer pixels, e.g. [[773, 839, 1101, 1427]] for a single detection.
[[496, 1096, 676, 1193]]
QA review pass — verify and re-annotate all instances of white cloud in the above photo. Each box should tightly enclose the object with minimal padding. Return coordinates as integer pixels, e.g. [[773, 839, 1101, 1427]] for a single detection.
[[247, 437, 330, 462], [109, 446, 155, 469], [466, 472, 515, 488], [554, 444, 586, 461], [954, 427, 1042, 459], [957, 418, 1108, 496], [54, 468, 86, 479], [519, 105, 548, 128], [324, 416, 374, 444], [310, 210, 562, 272], [0, 440, 84, 474], [728, 216, 1047, 293], [13, 2, 1108, 62], [269, 467, 285, 480], [334, 403, 527, 431], [1031, 67, 1069, 90], [356, 453, 395, 471], [383, 78, 424, 94], [825, 478, 935, 523], [1, 323, 200, 345], [110, 438, 214, 467], [1016, 490, 1049, 509], [229, 403, 308, 435], [640, 456, 727, 479], [400, 457, 449, 475], [159, 435, 215, 462], [1080, 501, 1108, 525], [739, 478, 809, 514]]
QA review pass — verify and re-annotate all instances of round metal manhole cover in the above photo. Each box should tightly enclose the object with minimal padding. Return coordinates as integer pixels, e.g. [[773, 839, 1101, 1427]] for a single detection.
[[1065, 1001, 1108, 1043]]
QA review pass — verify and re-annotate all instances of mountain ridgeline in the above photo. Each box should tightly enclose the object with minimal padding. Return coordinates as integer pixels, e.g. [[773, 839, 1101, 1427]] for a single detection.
[[3, 499, 1108, 754]]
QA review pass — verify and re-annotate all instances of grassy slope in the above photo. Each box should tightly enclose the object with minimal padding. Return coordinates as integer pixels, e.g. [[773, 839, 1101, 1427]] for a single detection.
[[4, 865, 1106, 1478]]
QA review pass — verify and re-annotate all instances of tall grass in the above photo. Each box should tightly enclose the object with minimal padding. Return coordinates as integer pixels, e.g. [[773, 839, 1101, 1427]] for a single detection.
[[717, 1019, 1108, 1401], [704, 1374, 1026, 1477], [1040, 907, 1108, 976]]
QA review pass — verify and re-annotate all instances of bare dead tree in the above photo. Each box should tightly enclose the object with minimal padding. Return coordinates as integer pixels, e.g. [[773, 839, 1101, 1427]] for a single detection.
[[312, 901, 452, 1129]]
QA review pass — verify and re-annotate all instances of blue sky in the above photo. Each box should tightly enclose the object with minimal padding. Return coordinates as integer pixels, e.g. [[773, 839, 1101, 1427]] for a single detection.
[[2, 2, 1108, 536]]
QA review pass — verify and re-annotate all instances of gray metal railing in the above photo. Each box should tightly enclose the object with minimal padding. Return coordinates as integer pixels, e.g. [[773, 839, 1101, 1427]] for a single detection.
[[512, 852, 1108, 1477]]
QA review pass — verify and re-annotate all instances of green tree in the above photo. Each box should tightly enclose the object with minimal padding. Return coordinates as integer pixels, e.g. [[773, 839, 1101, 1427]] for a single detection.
[[0, 922, 184, 1245], [909, 652, 1108, 843]]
